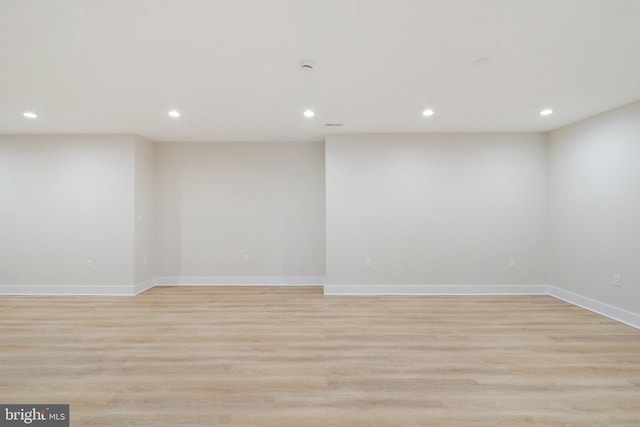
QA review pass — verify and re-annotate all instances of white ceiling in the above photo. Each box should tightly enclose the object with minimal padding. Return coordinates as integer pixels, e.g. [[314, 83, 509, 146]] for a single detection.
[[1, 0, 640, 142]]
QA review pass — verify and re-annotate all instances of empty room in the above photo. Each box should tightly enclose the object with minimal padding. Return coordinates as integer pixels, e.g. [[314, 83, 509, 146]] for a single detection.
[[1, 0, 639, 425]]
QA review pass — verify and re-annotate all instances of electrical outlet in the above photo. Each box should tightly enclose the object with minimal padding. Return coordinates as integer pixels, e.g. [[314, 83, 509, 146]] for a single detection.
[[508, 259, 517, 269], [86, 260, 93, 270], [243, 254, 250, 263], [613, 274, 622, 287], [143, 256, 148, 265], [365, 259, 373, 269]]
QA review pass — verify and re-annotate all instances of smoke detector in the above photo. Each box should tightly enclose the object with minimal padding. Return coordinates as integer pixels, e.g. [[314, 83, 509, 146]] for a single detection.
[[299, 60, 315, 71]]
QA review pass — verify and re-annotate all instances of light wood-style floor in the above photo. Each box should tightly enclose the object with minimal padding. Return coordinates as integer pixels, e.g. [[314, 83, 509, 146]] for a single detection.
[[1, 287, 639, 426]]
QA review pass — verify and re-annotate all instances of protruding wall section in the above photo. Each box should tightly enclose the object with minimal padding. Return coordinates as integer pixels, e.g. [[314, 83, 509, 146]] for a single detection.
[[134, 136, 157, 292], [0, 135, 136, 294], [325, 133, 548, 289], [548, 101, 640, 314]]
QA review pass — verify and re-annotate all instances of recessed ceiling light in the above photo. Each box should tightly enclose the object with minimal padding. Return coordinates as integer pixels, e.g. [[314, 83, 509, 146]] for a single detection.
[[23, 111, 38, 119], [168, 110, 181, 118], [540, 108, 554, 116], [422, 109, 435, 117], [303, 109, 315, 118]]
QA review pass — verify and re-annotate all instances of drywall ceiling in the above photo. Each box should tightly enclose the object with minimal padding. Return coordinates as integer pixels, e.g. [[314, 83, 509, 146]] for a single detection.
[[1, 0, 640, 142]]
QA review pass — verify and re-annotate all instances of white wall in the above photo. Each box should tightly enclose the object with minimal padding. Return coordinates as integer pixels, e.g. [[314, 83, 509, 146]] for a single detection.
[[325, 133, 548, 286], [0, 135, 135, 288], [133, 136, 156, 286], [1, 101, 637, 321], [155, 141, 325, 279], [548, 101, 640, 313]]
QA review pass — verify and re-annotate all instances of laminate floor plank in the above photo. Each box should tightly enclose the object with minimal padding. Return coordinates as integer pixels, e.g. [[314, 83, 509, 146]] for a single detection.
[[1, 287, 639, 426]]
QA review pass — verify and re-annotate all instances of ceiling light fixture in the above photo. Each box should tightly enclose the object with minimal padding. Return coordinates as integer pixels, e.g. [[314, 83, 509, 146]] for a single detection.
[[540, 108, 554, 116], [303, 109, 315, 118], [168, 110, 181, 118], [23, 111, 38, 119], [422, 109, 435, 117]]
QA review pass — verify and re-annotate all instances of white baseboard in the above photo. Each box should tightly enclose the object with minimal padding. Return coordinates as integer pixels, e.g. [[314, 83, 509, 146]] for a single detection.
[[323, 283, 639, 330], [0, 284, 136, 296], [1, 280, 637, 329], [323, 284, 549, 296], [134, 278, 156, 295], [548, 286, 640, 329], [0, 276, 324, 296], [155, 276, 325, 286], [0, 281, 539, 296]]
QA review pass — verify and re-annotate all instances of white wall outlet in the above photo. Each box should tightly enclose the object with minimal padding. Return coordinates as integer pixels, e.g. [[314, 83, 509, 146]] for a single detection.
[[365, 258, 373, 269], [243, 254, 250, 263], [137, 214, 144, 224], [86, 259, 93, 270], [143, 256, 148, 265], [508, 259, 517, 269], [613, 273, 622, 287]]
